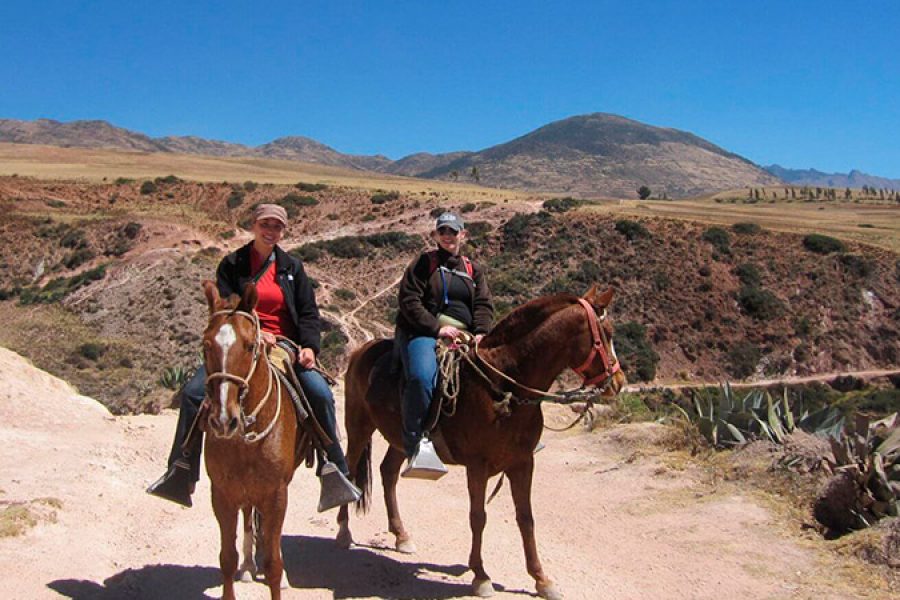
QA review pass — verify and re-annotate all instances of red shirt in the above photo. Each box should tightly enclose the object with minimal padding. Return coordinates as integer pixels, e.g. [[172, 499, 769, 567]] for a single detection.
[[250, 248, 298, 340]]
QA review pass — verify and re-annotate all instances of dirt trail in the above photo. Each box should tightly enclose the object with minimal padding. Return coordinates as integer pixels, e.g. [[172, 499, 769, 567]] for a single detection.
[[0, 346, 884, 599]]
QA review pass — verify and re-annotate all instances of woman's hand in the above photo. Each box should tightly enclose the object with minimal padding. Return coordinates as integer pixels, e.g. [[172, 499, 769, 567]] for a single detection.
[[261, 331, 277, 347], [438, 325, 462, 340], [298, 347, 316, 369]]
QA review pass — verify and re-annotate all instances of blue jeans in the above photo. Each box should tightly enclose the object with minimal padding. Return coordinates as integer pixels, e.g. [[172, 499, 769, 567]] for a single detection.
[[167, 362, 348, 477], [399, 334, 438, 457]]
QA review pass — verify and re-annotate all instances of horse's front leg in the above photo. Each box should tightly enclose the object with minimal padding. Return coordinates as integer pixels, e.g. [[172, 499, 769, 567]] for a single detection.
[[260, 485, 290, 597], [507, 459, 561, 600], [211, 484, 239, 600], [237, 506, 256, 582], [381, 446, 416, 553], [466, 462, 494, 597]]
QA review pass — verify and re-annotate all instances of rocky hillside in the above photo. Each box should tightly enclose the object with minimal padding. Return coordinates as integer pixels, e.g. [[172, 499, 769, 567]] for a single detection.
[[0, 176, 897, 414], [415, 113, 780, 198], [1, 115, 779, 198]]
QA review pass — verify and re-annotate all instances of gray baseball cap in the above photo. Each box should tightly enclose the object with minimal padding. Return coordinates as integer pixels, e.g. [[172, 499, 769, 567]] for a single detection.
[[435, 212, 464, 232]]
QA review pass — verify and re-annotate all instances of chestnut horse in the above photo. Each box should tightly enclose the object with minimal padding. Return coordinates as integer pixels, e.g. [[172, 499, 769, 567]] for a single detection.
[[201, 280, 300, 600], [337, 286, 627, 599]]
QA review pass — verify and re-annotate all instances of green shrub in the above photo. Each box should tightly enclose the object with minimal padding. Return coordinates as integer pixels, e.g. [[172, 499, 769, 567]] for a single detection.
[[461, 202, 477, 213], [45, 199, 66, 208], [361, 214, 375, 222], [502, 212, 552, 249], [732, 222, 762, 235], [613, 321, 659, 382], [60, 229, 87, 249], [114, 177, 134, 185], [838, 253, 873, 278], [734, 263, 761, 287], [243, 180, 258, 191], [702, 227, 731, 255], [726, 341, 760, 378], [63, 248, 95, 269], [737, 285, 783, 320], [542, 197, 581, 213], [803, 234, 845, 254], [614, 219, 650, 241], [139, 181, 157, 195], [334, 288, 356, 301], [370, 191, 400, 204], [429, 206, 447, 218], [78, 342, 106, 361], [295, 182, 327, 192], [291, 245, 322, 262], [155, 174, 181, 185], [226, 191, 245, 209], [279, 193, 318, 217], [123, 222, 142, 239]]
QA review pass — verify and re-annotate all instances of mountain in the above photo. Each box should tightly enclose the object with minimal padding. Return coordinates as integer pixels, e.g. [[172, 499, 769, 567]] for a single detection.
[[413, 113, 779, 198], [257, 136, 393, 171], [0, 115, 780, 197], [764, 165, 900, 190], [0, 118, 167, 152]]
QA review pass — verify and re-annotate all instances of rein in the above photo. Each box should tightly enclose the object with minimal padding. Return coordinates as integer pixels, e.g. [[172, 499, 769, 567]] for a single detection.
[[205, 309, 283, 443], [439, 300, 620, 428]]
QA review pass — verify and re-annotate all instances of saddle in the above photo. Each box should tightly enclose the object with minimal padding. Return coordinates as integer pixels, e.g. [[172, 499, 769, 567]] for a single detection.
[[269, 343, 333, 469]]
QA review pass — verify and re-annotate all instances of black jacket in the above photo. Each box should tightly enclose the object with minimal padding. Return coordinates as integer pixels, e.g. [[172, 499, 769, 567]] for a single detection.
[[396, 248, 493, 337], [215, 242, 322, 355]]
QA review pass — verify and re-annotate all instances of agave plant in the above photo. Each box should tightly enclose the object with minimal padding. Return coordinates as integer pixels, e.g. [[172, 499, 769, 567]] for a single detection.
[[688, 383, 845, 448], [159, 365, 190, 391], [814, 413, 900, 532]]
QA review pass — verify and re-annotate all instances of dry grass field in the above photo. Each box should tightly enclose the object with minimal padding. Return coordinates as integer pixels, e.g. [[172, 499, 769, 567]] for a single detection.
[[588, 196, 900, 252], [0, 142, 524, 202]]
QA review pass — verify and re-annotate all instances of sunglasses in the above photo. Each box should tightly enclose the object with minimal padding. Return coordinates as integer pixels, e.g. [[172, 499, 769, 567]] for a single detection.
[[436, 227, 460, 236]]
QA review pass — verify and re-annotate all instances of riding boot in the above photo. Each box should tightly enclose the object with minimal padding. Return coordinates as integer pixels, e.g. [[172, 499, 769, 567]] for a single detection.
[[316, 443, 362, 512], [146, 432, 202, 508], [401, 437, 448, 480]]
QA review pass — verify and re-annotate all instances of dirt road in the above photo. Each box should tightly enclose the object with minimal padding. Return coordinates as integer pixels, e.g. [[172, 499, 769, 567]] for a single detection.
[[0, 347, 885, 599]]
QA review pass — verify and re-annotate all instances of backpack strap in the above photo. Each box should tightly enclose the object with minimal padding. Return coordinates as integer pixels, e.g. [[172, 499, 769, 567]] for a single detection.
[[427, 250, 473, 278]]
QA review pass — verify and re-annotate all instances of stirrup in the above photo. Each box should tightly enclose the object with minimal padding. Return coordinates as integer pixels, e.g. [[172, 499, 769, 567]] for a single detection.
[[401, 439, 448, 480], [317, 461, 362, 513], [146, 458, 195, 508]]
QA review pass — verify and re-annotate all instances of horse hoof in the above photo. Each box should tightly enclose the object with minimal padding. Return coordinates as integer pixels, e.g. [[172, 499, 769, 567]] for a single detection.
[[336, 528, 354, 550], [280, 576, 289, 589], [472, 578, 495, 597], [537, 581, 563, 600], [238, 570, 253, 583], [395, 539, 417, 554]]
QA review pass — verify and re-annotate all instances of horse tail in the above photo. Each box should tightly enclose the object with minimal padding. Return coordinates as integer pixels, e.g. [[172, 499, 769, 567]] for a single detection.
[[354, 439, 373, 515]]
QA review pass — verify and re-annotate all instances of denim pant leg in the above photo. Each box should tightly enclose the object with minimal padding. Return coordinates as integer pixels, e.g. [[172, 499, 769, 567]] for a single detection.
[[295, 367, 348, 475], [166, 364, 206, 481], [400, 335, 438, 457]]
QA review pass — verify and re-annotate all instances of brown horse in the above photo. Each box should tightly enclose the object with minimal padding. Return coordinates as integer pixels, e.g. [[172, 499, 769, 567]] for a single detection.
[[337, 285, 627, 599], [201, 280, 300, 600]]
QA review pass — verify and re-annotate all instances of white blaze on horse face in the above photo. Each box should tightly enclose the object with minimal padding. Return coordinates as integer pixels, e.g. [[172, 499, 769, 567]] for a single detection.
[[215, 324, 238, 423]]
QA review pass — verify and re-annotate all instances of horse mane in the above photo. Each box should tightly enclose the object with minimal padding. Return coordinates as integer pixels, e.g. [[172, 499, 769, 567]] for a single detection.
[[481, 293, 579, 347]]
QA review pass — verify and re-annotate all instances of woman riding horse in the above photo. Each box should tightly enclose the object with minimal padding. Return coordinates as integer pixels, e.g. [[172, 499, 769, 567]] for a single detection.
[[147, 203, 359, 510], [395, 211, 493, 476]]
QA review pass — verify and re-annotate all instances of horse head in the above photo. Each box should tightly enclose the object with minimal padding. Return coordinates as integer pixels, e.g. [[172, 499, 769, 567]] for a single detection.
[[201, 280, 262, 439], [572, 285, 627, 398]]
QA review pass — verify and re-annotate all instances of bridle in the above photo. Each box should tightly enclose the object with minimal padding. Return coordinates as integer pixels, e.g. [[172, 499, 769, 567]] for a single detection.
[[571, 298, 621, 388], [204, 309, 282, 443], [466, 298, 621, 405]]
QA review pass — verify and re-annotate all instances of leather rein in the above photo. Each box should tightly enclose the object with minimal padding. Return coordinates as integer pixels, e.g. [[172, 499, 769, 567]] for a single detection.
[[467, 298, 621, 408], [204, 309, 283, 443]]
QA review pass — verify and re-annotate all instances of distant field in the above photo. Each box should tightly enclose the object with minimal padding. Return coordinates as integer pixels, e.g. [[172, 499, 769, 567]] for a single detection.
[[589, 197, 900, 253], [0, 142, 525, 201], [2, 142, 897, 252]]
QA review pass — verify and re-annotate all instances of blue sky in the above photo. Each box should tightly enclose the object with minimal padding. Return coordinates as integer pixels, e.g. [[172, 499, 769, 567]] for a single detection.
[[2, 1, 898, 177]]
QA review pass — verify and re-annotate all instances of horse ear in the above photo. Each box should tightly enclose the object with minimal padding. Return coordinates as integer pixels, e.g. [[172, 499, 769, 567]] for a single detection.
[[202, 280, 220, 314], [239, 282, 259, 313], [583, 285, 615, 309]]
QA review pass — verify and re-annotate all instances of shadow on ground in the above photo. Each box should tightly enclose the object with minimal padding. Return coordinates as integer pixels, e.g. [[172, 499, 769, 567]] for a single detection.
[[48, 564, 221, 599], [47, 535, 534, 599]]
